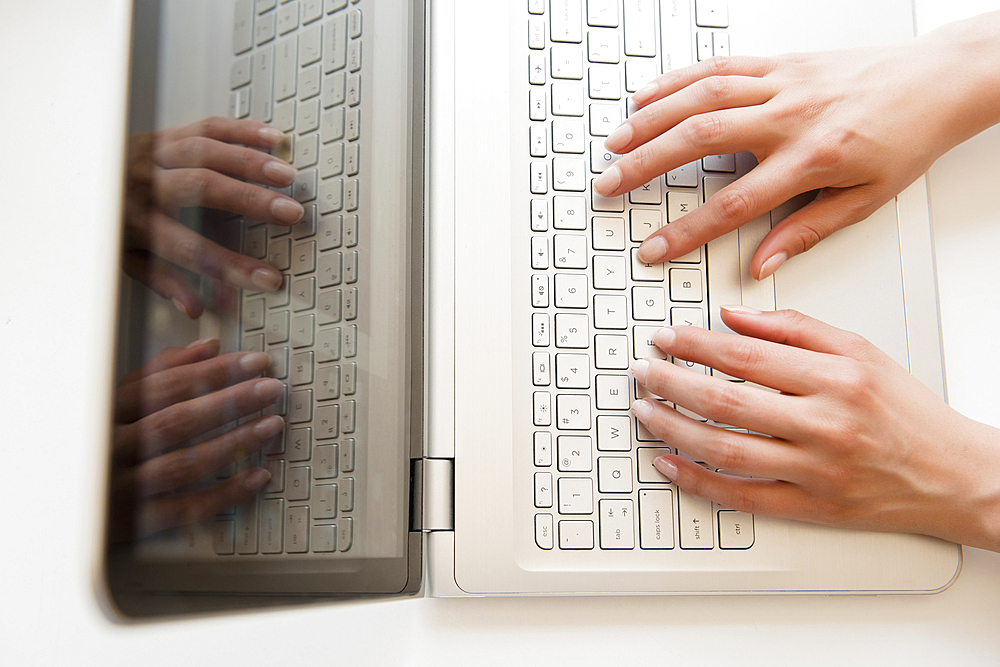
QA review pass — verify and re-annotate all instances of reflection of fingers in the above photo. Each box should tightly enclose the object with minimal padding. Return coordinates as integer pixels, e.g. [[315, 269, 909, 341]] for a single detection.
[[750, 186, 881, 279], [651, 454, 807, 520], [636, 160, 805, 263], [633, 398, 802, 480], [631, 55, 777, 107], [649, 323, 828, 394], [154, 166, 304, 225], [144, 211, 284, 291], [163, 116, 285, 151], [116, 339, 220, 389], [594, 107, 773, 198], [719, 307, 887, 364], [155, 136, 295, 187], [134, 467, 271, 538], [122, 250, 205, 319], [606, 76, 775, 154], [136, 415, 283, 497], [116, 351, 272, 423], [129, 377, 283, 459], [631, 356, 807, 440]]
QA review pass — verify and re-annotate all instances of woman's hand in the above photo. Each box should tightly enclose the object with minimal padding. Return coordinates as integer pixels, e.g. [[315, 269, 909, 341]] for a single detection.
[[124, 117, 303, 318], [110, 339, 282, 540], [595, 12, 1000, 279], [631, 307, 1000, 552]]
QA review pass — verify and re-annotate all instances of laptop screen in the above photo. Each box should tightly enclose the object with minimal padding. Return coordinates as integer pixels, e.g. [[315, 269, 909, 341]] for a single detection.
[[102, 0, 425, 616]]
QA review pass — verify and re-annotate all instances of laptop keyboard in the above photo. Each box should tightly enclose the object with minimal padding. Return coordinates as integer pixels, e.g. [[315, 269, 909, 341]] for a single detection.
[[525, 0, 755, 551], [222, 0, 366, 557]]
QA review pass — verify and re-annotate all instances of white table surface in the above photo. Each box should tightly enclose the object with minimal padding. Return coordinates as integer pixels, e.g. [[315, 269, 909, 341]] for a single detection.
[[3, 1, 1000, 664]]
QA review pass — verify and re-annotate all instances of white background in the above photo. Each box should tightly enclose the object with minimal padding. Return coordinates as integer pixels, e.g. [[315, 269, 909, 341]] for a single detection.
[[2, 1, 1000, 664]]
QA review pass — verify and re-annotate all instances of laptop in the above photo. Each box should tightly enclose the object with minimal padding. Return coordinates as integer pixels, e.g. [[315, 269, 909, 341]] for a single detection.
[[100, 0, 961, 616]]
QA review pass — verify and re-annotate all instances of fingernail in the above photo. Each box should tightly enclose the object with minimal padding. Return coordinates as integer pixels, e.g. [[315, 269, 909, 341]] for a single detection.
[[186, 338, 215, 349], [631, 399, 653, 423], [631, 358, 650, 384], [757, 251, 787, 280], [251, 267, 283, 291], [654, 327, 677, 349], [632, 81, 659, 106], [263, 160, 296, 185], [721, 304, 762, 315], [271, 197, 305, 224], [653, 456, 678, 481], [254, 377, 283, 402], [593, 165, 621, 196], [637, 236, 667, 263], [254, 415, 285, 439], [245, 467, 272, 491], [171, 298, 190, 318], [240, 351, 271, 374], [259, 126, 284, 146], [604, 124, 632, 153]]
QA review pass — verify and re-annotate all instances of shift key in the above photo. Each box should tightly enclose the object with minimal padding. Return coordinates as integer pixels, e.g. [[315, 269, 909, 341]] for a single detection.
[[678, 489, 714, 549]]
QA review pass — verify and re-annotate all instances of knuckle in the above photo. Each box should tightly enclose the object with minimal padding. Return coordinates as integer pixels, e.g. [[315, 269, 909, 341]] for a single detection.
[[699, 76, 732, 106], [716, 186, 754, 222], [159, 448, 203, 489], [793, 222, 824, 253], [724, 337, 766, 374], [712, 432, 749, 472], [706, 55, 732, 77], [683, 113, 726, 148], [702, 381, 743, 423]]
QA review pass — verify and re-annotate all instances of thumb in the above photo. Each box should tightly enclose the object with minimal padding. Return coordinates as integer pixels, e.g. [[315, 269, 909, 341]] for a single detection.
[[751, 186, 880, 280]]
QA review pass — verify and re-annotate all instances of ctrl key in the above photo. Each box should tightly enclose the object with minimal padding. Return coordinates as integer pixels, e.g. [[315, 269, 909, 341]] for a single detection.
[[718, 511, 754, 549], [535, 513, 554, 549]]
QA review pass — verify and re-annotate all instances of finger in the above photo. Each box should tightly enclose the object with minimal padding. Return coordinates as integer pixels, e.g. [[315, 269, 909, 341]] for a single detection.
[[116, 339, 220, 389], [142, 210, 285, 292], [750, 186, 883, 279], [155, 136, 296, 188], [650, 324, 829, 395], [116, 351, 271, 423], [605, 75, 776, 154], [122, 250, 205, 319], [125, 377, 284, 459], [632, 398, 806, 480], [650, 454, 811, 520], [161, 117, 285, 151], [631, 356, 809, 439], [635, 160, 809, 263], [135, 415, 284, 497], [631, 55, 778, 107], [133, 467, 271, 538], [595, 107, 780, 198], [152, 165, 304, 225], [719, 307, 889, 365]]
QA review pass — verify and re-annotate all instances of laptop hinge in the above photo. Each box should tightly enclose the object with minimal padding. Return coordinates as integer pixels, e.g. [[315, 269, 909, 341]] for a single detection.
[[410, 457, 454, 532]]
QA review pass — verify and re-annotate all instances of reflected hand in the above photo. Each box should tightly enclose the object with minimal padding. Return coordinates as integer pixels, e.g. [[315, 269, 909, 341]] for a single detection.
[[111, 339, 282, 540], [631, 308, 1000, 552], [124, 117, 303, 318], [596, 12, 1000, 278]]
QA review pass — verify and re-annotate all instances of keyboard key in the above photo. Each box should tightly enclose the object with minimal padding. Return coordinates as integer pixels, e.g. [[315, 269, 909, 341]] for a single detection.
[[669, 267, 703, 302], [593, 294, 628, 329], [556, 353, 591, 389], [553, 234, 588, 268], [596, 414, 631, 451], [559, 520, 594, 549], [592, 254, 627, 290], [678, 489, 714, 549], [718, 511, 754, 549], [591, 216, 625, 250], [338, 518, 353, 551], [314, 446, 338, 480], [312, 524, 337, 552], [623, 0, 656, 56], [550, 0, 583, 43], [595, 374, 630, 410], [589, 103, 621, 136], [554, 273, 588, 308], [533, 351, 552, 386], [260, 498, 284, 553], [599, 498, 635, 549], [233, 0, 254, 55], [587, 28, 619, 63], [553, 195, 587, 229], [594, 334, 628, 369], [532, 313, 551, 346], [639, 489, 675, 549], [535, 514, 554, 549], [558, 477, 593, 514], [533, 431, 553, 466], [534, 472, 554, 507], [637, 447, 675, 483], [557, 434, 592, 471], [556, 393, 591, 430], [632, 286, 666, 321], [285, 506, 309, 553]]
